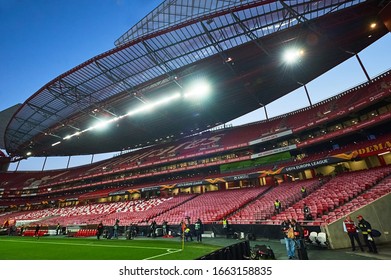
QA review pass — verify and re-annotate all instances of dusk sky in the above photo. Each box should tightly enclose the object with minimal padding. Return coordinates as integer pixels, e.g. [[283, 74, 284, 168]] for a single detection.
[[1, 0, 390, 171]]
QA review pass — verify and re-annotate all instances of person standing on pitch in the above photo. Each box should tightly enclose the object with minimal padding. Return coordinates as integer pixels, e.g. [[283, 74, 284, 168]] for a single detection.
[[56, 223, 61, 235], [97, 221, 104, 240], [343, 215, 364, 252], [194, 218, 203, 243], [281, 218, 295, 259], [357, 215, 378, 253], [34, 224, 41, 238]]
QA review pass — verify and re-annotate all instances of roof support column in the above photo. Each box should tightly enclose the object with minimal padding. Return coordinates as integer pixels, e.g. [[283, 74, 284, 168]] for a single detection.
[[15, 160, 20, 172], [346, 51, 371, 82], [264, 106, 269, 120], [354, 53, 371, 82], [259, 103, 269, 120], [298, 82, 312, 107], [66, 156, 71, 169], [41, 156, 47, 171]]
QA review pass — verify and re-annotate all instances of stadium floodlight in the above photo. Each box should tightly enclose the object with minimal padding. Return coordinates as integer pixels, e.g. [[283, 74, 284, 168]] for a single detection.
[[154, 92, 181, 106], [64, 131, 82, 140], [51, 141, 61, 147], [26, 151, 32, 156], [183, 80, 211, 99], [126, 107, 142, 117], [61, 92, 181, 142], [92, 119, 113, 130], [283, 48, 304, 64], [126, 92, 181, 117], [82, 127, 94, 133]]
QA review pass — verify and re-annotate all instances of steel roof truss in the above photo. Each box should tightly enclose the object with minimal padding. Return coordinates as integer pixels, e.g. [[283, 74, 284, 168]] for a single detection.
[[94, 60, 135, 93], [15, 116, 48, 135], [26, 102, 61, 120], [200, 21, 235, 73], [47, 86, 76, 107], [59, 79, 98, 106], [230, 11, 270, 56], [279, 0, 308, 25], [142, 41, 173, 74]]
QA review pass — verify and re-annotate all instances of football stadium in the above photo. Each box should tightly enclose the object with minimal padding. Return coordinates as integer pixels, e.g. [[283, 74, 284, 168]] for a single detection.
[[1, 0, 391, 264]]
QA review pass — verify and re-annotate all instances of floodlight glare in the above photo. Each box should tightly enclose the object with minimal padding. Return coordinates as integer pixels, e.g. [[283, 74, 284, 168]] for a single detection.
[[52, 141, 61, 147], [184, 81, 211, 99], [93, 119, 111, 130], [127, 92, 181, 116], [83, 127, 94, 133], [283, 48, 304, 64], [156, 92, 181, 105]]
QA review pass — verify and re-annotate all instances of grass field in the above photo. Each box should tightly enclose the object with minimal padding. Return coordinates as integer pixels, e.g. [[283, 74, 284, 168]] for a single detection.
[[0, 236, 222, 260]]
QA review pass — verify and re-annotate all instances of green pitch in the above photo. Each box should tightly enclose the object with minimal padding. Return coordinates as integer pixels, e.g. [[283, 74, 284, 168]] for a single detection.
[[0, 236, 221, 260]]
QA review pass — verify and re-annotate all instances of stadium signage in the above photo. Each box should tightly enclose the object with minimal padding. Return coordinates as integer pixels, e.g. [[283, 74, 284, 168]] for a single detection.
[[249, 130, 292, 145], [315, 117, 329, 124], [297, 112, 391, 148], [21, 193, 37, 197], [141, 187, 160, 192], [348, 100, 368, 111], [251, 144, 296, 159], [232, 174, 249, 181], [176, 181, 204, 187], [65, 197, 78, 201], [284, 159, 330, 172], [109, 191, 129, 196], [282, 152, 358, 173], [356, 140, 391, 156], [292, 88, 391, 133], [219, 173, 260, 181], [23, 185, 39, 190], [129, 134, 225, 163], [369, 91, 387, 102]]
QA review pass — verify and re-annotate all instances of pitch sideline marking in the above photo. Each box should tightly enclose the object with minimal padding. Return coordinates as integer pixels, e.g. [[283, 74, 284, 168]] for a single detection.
[[143, 249, 182, 260], [0, 238, 179, 251]]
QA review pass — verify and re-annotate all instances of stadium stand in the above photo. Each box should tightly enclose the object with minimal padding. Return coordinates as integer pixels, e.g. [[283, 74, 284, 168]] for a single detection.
[[1, 43, 391, 252]]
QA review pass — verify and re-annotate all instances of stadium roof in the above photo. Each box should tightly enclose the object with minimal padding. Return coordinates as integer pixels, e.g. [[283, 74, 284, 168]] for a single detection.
[[4, 0, 390, 157], [0, 104, 21, 150]]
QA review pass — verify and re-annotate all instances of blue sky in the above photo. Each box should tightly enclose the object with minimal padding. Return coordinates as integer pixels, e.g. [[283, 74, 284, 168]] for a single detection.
[[0, 0, 390, 171]]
